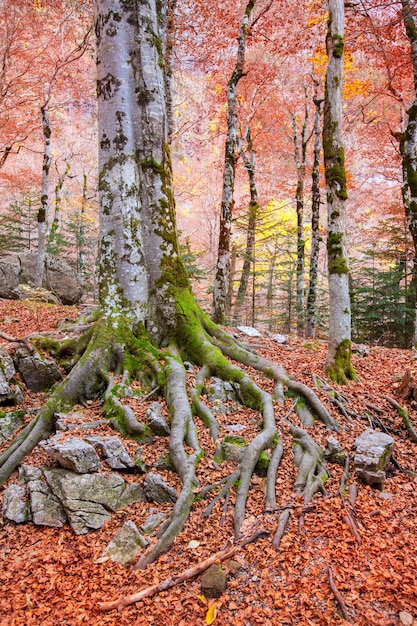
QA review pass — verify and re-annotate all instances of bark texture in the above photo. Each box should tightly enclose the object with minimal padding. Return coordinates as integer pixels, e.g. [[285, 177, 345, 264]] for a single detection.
[[212, 0, 256, 324], [323, 0, 355, 383]]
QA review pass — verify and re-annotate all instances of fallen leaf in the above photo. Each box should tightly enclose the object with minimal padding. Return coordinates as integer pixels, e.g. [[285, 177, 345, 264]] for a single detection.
[[206, 600, 222, 624]]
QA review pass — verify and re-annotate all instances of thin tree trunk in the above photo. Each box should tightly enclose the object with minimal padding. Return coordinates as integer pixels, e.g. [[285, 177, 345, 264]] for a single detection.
[[48, 159, 71, 252], [293, 87, 309, 337], [234, 129, 258, 324], [400, 0, 417, 346], [324, 0, 355, 383], [35, 103, 51, 288], [212, 0, 256, 324], [306, 90, 323, 339]]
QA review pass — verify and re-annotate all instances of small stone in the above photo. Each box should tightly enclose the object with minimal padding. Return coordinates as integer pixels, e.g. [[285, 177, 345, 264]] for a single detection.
[[237, 326, 261, 337], [379, 492, 393, 500], [102, 521, 148, 565], [226, 560, 242, 575], [2, 484, 31, 523], [141, 512, 167, 534], [399, 611, 413, 626], [145, 402, 170, 436], [201, 564, 227, 598]]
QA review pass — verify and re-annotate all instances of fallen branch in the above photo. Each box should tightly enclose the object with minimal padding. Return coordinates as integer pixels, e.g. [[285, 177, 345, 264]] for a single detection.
[[382, 394, 417, 443], [99, 528, 269, 612], [328, 565, 352, 622]]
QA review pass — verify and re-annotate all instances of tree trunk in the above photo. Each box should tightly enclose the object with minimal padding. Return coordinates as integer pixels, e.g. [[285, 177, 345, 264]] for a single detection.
[[234, 129, 258, 324], [305, 90, 323, 339], [323, 0, 355, 383], [400, 0, 417, 346], [293, 88, 309, 337], [35, 103, 51, 288], [212, 0, 256, 324]]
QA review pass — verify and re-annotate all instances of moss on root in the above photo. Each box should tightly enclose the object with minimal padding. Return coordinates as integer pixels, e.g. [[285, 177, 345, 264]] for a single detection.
[[325, 339, 356, 384]]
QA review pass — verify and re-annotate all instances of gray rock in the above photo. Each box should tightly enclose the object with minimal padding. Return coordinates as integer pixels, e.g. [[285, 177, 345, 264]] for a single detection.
[[117, 483, 147, 508], [13, 344, 61, 393], [201, 564, 227, 598], [0, 252, 82, 305], [27, 478, 67, 527], [237, 326, 261, 337], [0, 348, 18, 404], [2, 484, 31, 523], [41, 436, 102, 473], [221, 435, 248, 463], [206, 378, 240, 404], [85, 435, 134, 470], [145, 402, 170, 436], [133, 448, 147, 473], [143, 472, 177, 504], [44, 469, 127, 534], [102, 521, 149, 565], [271, 333, 288, 344], [353, 429, 394, 488], [0, 409, 25, 443], [325, 436, 347, 466], [141, 512, 167, 535], [19, 464, 42, 482], [11, 284, 60, 304]]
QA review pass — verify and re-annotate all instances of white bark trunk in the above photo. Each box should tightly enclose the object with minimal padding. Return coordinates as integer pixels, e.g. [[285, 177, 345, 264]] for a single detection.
[[35, 103, 51, 288], [95, 0, 183, 338]]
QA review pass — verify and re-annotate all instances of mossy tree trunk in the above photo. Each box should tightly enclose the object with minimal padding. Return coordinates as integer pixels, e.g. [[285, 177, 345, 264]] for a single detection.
[[293, 87, 309, 337], [400, 0, 417, 345], [0, 0, 342, 570], [305, 89, 323, 339], [212, 0, 256, 324], [35, 102, 51, 289], [233, 128, 258, 324], [323, 0, 355, 383]]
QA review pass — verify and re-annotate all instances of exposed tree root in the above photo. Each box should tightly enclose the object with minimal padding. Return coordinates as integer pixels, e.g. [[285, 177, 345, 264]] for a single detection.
[[0, 305, 342, 568], [328, 565, 353, 622]]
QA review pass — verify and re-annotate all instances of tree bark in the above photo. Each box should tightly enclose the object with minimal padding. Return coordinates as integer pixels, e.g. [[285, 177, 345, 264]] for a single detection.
[[305, 89, 323, 339], [324, 0, 355, 383], [35, 103, 51, 288], [293, 87, 309, 337], [212, 0, 256, 324], [400, 0, 417, 346]]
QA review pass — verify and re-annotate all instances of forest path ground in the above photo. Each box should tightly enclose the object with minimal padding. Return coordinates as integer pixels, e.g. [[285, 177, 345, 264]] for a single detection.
[[0, 299, 416, 626]]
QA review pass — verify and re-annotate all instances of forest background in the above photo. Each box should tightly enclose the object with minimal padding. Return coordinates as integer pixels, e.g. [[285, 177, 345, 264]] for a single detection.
[[0, 0, 415, 349]]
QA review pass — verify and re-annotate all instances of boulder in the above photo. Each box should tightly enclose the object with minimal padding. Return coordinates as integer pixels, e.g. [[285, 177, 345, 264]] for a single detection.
[[102, 521, 148, 565], [27, 477, 67, 527], [200, 564, 227, 598], [145, 402, 170, 436], [41, 436, 102, 473], [12, 344, 62, 392], [0, 251, 82, 305], [325, 436, 347, 466], [44, 468, 143, 534], [2, 484, 31, 523], [11, 284, 60, 304], [143, 472, 177, 504], [85, 435, 134, 470], [353, 429, 394, 488], [0, 347, 20, 405], [0, 409, 25, 442]]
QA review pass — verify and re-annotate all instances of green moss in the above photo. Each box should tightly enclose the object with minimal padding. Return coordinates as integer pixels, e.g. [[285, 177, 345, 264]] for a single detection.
[[325, 339, 356, 384], [256, 450, 271, 472], [327, 232, 348, 275], [223, 434, 247, 446], [332, 34, 344, 58]]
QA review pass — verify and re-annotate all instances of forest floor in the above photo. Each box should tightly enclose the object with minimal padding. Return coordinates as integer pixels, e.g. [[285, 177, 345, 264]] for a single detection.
[[0, 299, 416, 626]]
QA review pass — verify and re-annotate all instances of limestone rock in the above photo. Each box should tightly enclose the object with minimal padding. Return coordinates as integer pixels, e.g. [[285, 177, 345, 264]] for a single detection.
[[11, 284, 60, 304], [102, 521, 149, 565], [27, 477, 67, 527], [0, 252, 82, 305], [0, 348, 20, 405], [85, 435, 134, 470], [221, 435, 248, 463], [0, 409, 25, 443], [2, 484, 31, 523], [325, 436, 347, 466], [44, 469, 126, 534], [41, 436, 102, 473], [353, 429, 394, 488], [145, 402, 170, 436], [237, 326, 261, 337], [13, 344, 61, 393], [143, 472, 177, 504], [200, 564, 227, 598], [141, 511, 167, 535]]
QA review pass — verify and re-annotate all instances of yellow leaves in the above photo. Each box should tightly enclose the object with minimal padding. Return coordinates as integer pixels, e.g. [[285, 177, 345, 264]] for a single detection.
[[33, 0, 42, 11], [309, 46, 370, 99], [205, 600, 222, 624], [343, 78, 370, 99]]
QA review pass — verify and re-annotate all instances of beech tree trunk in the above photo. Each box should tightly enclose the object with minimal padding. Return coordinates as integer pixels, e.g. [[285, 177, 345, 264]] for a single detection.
[[293, 88, 309, 337], [305, 91, 323, 339], [35, 103, 51, 288], [234, 129, 258, 324], [323, 0, 355, 383], [400, 0, 417, 346], [212, 0, 256, 324], [96, 0, 184, 339]]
